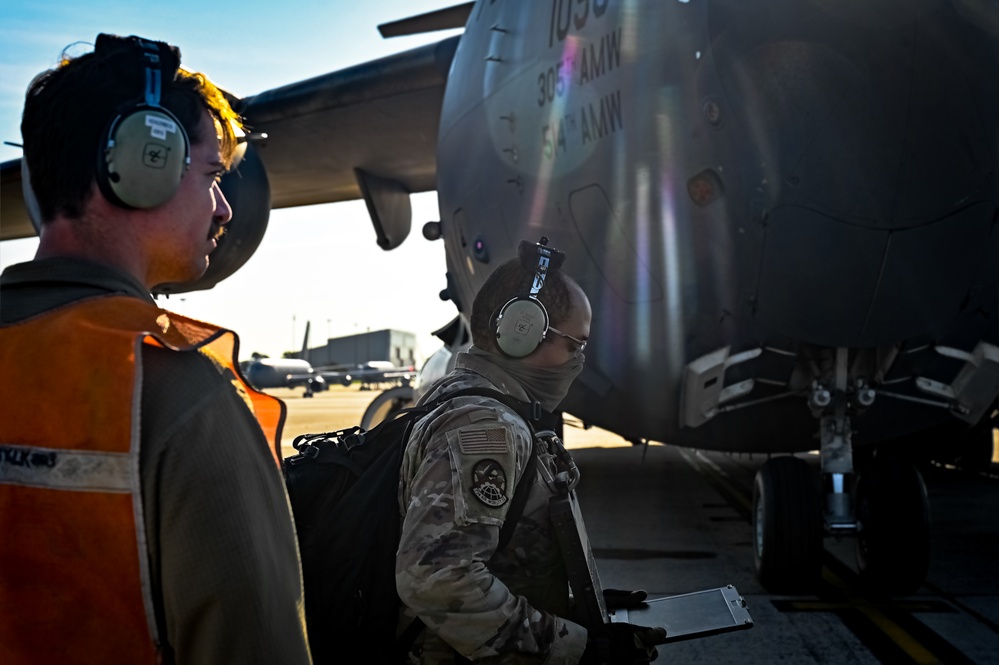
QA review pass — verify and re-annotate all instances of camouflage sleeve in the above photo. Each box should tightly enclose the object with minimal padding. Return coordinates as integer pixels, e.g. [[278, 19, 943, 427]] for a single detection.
[[397, 408, 587, 663]]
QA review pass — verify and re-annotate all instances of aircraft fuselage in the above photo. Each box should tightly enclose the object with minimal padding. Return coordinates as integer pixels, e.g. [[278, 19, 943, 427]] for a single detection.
[[436, 0, 999, 452]]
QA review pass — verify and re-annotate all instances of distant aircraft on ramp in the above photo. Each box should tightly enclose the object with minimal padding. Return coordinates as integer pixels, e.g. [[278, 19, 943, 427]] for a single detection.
[[241, 322, 415, 396]]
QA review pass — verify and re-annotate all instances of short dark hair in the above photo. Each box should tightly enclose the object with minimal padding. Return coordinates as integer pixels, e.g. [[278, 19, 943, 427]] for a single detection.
[[469, 251, 576, 351], [21, 35, 242, 222]]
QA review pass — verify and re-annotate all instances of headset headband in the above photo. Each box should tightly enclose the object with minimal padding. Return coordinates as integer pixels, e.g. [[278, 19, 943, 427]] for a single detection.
[[493, 237, 567, 358], [136, 38, 164, 107], [521, 236, 565, 290], [530, 242, 551, 297]]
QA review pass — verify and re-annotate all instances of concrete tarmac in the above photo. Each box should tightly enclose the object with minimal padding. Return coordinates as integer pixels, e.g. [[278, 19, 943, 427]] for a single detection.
[[573, 444, 999, 664], [274, 386, 999, 664]]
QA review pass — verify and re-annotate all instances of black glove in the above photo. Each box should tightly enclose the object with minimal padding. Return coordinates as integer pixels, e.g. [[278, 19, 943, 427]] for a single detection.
[[579, 622, 668, 665], [603, 588, 649, 610]]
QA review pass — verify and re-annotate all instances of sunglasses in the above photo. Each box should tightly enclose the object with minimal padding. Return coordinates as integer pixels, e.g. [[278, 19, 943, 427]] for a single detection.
[[547, 326, 588, 355]]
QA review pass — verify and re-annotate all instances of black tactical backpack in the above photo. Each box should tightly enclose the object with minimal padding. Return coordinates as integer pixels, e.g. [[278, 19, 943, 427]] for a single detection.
[[283, 387, 544, 664]]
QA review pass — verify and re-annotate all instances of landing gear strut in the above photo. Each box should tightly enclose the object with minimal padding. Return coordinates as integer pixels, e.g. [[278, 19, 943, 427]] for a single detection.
[[751, 347, 934, 595]]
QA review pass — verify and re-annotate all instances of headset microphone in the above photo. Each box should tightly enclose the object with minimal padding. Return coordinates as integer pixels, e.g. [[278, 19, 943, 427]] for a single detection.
[[95, 34, 190, 209], [493, 236, 566, 358]]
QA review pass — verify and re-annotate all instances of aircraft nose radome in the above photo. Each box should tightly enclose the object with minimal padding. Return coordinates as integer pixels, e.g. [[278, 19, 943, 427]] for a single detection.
[[710, 1, 999, 347], [785, 28, 993, 231], [717, 13, 994, 231]]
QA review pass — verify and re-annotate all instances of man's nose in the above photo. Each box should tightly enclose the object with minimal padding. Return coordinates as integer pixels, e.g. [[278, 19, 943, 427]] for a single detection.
[[213, 181, 233, 225]]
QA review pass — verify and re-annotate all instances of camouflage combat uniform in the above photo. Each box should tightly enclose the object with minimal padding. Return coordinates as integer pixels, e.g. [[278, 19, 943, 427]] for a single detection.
[[396, 351, 589, 664]]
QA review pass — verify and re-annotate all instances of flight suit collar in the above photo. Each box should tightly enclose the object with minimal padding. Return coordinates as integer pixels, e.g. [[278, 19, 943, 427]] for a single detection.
[[1, 256, 154, 302]]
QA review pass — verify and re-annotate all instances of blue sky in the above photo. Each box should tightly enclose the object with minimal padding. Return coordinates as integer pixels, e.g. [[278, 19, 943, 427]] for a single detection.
[[0, 0, 465, 360]]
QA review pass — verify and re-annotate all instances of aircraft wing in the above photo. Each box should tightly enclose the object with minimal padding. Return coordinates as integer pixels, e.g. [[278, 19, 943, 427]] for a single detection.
[[239, 35, 459, 211], [0, 159, 32, 241], [0, 35, 460, 242], [317, 366, 415, 387]]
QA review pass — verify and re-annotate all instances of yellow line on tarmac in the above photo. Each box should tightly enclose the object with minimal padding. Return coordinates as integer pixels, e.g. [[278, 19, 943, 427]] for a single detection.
[[820, 569, 940, 665]]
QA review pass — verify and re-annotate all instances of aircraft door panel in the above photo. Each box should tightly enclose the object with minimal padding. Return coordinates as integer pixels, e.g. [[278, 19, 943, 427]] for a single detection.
[[569, 184, 663, 305]]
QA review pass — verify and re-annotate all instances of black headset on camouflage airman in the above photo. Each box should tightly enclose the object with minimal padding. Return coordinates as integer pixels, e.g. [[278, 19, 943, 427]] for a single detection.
[[492, 236, 567, 358], [94, 34, 191, 210]]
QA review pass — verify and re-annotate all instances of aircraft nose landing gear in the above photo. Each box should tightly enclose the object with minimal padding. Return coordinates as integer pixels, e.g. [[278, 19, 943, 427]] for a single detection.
[[751, 347, 932, 595]]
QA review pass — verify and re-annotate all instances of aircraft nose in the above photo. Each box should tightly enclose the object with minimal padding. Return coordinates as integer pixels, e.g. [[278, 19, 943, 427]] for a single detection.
[[708, 1, 999, 346], [712, 3, 993, 231]]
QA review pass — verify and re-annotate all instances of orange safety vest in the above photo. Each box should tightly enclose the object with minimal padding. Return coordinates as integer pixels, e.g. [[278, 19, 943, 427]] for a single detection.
[[0, 295, 285, 664]]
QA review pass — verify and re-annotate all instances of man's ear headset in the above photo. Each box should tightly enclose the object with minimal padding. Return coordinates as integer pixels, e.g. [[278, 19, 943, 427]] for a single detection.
[[493, 237, 566, 358], [95, 34, 190, 209]]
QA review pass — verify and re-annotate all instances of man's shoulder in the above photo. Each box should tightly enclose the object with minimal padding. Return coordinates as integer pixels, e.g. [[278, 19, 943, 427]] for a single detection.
[[0, 258, 152, 324], [142, 341, 223, 376], [428, 373, 513, 411], [140, 343, 241, 421], [418, 374, 532, 439]]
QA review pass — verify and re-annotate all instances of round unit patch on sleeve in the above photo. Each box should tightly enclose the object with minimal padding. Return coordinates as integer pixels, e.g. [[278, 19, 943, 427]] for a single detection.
[[471, 459, 509, 507]]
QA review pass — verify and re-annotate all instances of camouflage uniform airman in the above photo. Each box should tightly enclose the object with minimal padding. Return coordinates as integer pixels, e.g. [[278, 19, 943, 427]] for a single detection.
[[396, 351, 589, 664]]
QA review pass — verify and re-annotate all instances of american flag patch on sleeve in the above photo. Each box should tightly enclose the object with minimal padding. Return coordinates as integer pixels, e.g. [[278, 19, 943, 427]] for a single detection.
[[458, 428, 510, 454]]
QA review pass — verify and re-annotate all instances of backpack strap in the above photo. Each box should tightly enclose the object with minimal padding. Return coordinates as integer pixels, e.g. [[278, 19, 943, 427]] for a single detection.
[[425, 387, 545, 549], [429, 386, 549, 426], [498, 437, 538, 551]]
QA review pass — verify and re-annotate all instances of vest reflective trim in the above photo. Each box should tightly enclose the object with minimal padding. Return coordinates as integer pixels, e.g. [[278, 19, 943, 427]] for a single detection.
[[133, 335, 159, 651], [0, 444, 132, 492]]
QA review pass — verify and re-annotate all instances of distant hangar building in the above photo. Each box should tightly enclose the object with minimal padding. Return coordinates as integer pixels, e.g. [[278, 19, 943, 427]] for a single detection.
[[299, 329, 417, 368]]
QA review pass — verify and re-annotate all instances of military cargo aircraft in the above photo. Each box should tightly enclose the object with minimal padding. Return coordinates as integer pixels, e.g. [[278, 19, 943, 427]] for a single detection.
[[3, 0, 998, 595]]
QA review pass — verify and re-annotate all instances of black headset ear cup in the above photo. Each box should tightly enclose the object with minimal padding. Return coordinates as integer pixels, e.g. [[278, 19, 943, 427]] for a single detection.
[[99, 105, 190, 209], [494, 296, 550, 358]]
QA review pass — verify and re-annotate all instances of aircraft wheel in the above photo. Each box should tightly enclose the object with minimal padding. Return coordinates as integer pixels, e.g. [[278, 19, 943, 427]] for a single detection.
[[752, 456, 823, 593], [855, 455, 930, 595], [361, 386, 415, 430]]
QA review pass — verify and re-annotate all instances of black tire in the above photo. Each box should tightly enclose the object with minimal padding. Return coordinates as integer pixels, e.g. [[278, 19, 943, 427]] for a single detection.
[[753, 456, 823, 593], [855, 455, 930, 595]]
